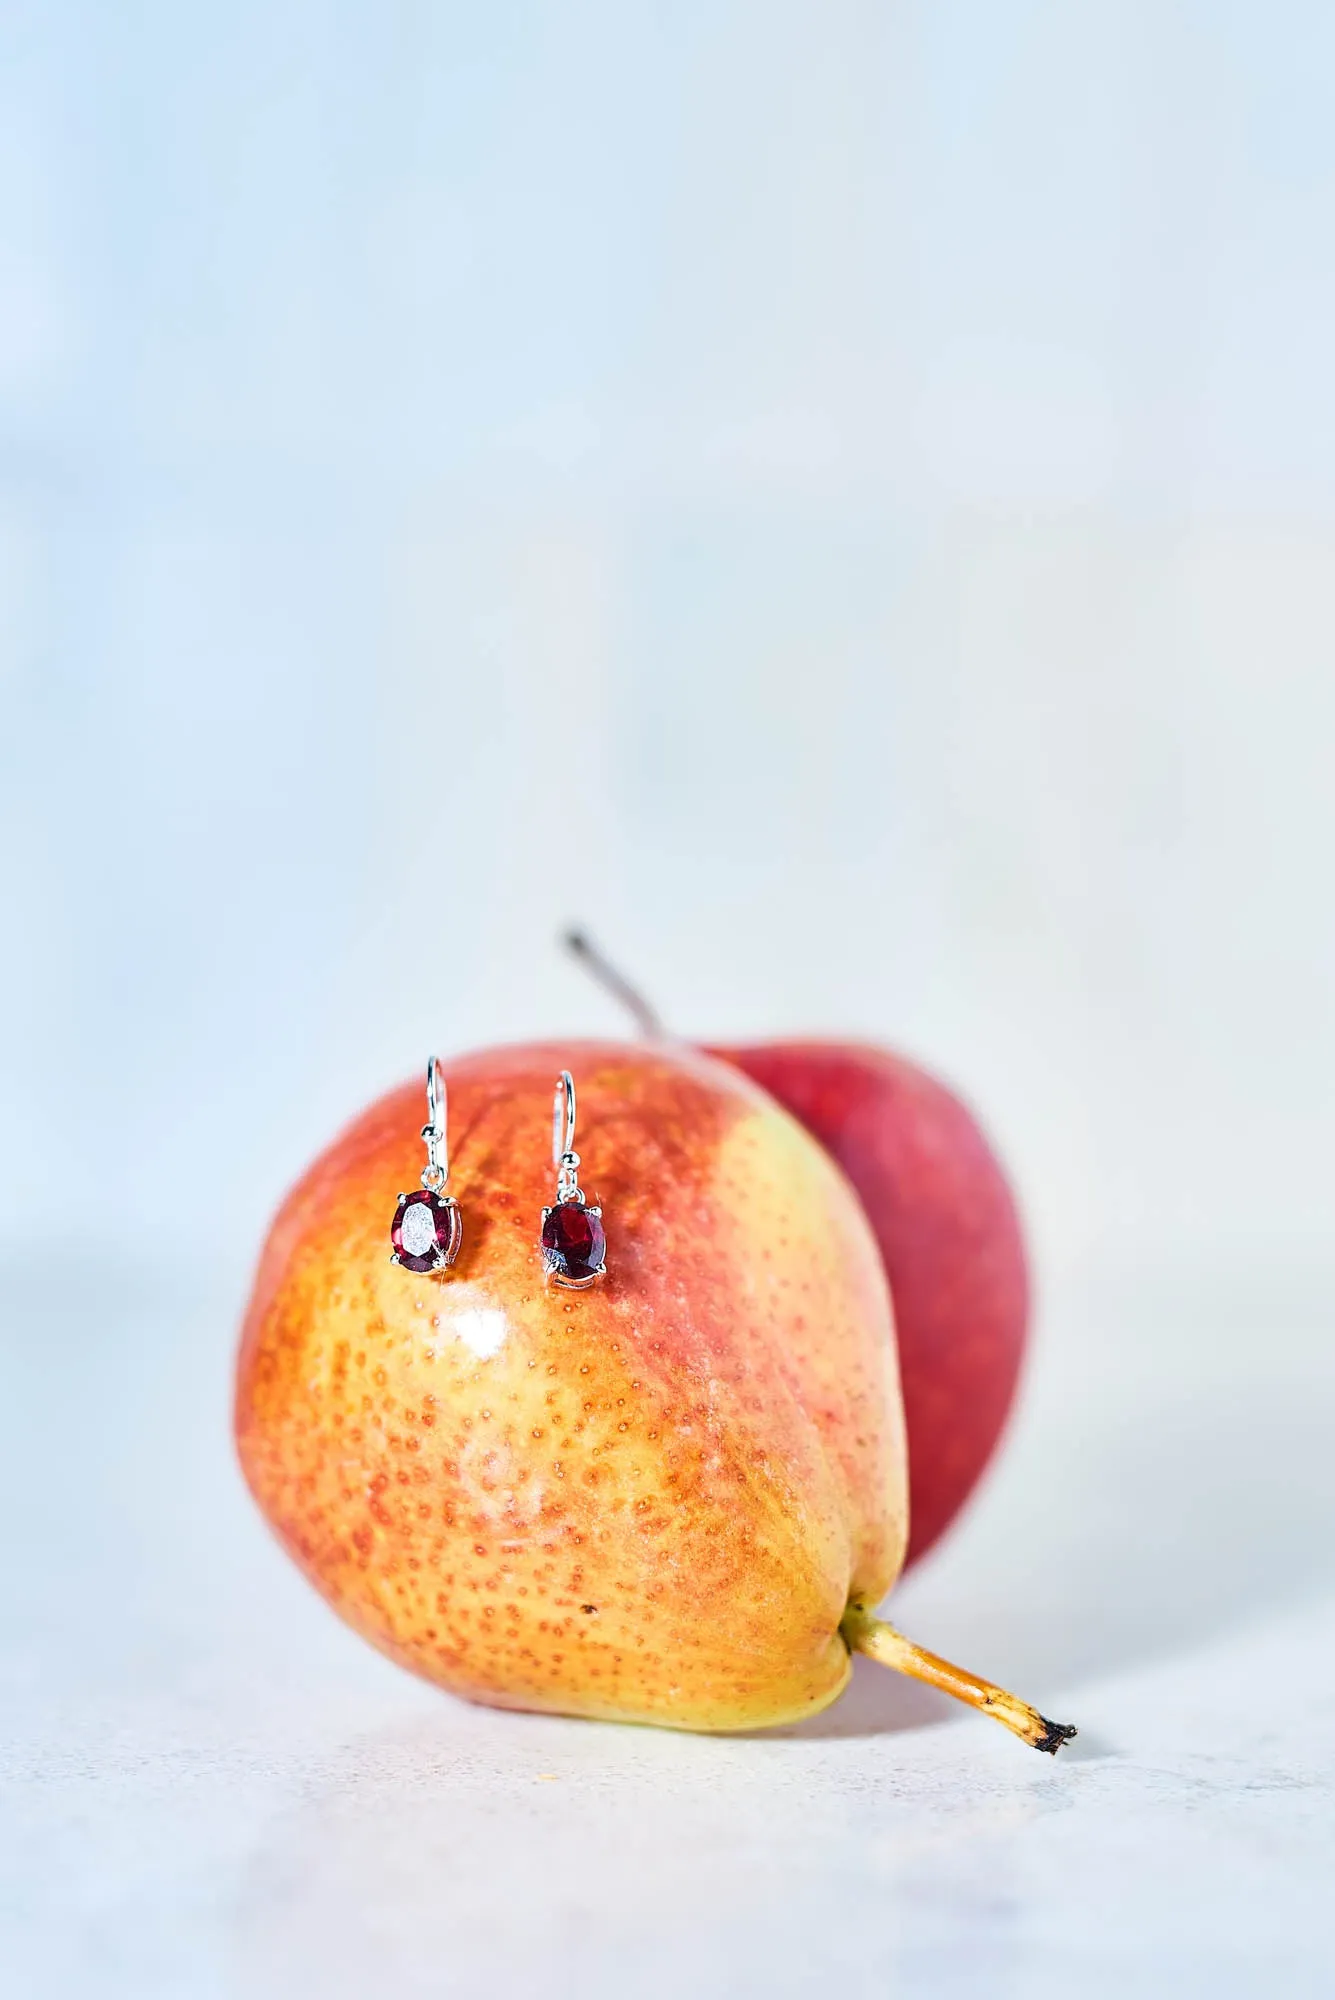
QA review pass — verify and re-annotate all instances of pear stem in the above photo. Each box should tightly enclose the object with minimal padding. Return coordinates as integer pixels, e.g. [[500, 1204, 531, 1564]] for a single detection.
[[562, 928, 666, 1040], [840, 1605, 1077, 1755]]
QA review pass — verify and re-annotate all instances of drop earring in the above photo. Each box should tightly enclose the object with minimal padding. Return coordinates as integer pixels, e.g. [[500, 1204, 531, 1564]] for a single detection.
[[390, 1056, 463, 1273], [541, 1069, 606, 1289]]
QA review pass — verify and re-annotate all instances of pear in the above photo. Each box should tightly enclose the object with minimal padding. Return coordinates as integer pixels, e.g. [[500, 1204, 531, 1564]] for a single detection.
[[236, 1041, 1072, 1749]]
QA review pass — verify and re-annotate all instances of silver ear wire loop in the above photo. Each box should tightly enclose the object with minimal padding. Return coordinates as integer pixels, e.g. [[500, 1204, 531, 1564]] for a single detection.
[[553, 1069, 583, 1204], [422, 1056, 448, 1192]]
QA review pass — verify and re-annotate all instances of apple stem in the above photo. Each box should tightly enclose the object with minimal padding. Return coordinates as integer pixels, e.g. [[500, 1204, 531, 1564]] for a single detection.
[[562, 928, 666, 1040], [840, 1604, 1077, 1755]]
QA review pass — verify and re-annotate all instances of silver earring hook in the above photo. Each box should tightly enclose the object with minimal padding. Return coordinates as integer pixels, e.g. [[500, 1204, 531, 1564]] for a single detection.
[[552, 1070, 576, 1164], [553, 1070, 583, 1204], [422, 1056, 448, 1192]]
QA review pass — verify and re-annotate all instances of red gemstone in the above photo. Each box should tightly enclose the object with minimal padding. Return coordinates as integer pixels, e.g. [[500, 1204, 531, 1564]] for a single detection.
[[391, 1190, 461, 1273], [541, 1202, 606, 1285]]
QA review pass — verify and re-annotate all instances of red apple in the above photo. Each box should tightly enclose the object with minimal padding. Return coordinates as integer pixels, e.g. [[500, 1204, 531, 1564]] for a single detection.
[[565, 936, 1029, 1565], [706, 1042, 1027, 1565]]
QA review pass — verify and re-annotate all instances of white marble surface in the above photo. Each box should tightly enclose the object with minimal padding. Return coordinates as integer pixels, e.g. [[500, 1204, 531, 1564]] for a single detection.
[[2, 1260, 1332, 1999]]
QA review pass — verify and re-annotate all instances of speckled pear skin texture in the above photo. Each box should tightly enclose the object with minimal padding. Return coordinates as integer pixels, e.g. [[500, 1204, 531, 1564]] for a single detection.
[[235, 1041, 907, 1733]]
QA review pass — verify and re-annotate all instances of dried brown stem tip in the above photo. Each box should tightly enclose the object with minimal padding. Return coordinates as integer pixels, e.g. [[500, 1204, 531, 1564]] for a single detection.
[[840, 1605, 1077, 1755]]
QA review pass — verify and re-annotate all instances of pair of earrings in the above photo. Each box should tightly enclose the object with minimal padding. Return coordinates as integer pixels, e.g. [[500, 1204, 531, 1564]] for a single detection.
[[389, 1059, 607, 1290]]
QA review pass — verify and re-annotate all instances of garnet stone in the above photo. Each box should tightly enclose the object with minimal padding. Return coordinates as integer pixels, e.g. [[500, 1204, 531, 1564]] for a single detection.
[[391, 1190, 462, 1273], [541, 1202, 606, 1287]]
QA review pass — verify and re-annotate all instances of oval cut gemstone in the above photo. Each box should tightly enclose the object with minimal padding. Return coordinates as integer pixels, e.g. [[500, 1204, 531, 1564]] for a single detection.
[[541, 1202, 605, 1285], [391, 1190, 461, 1273]]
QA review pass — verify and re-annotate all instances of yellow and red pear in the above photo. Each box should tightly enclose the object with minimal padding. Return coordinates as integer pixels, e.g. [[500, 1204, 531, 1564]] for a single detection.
[[236, 1039, 1072, 1748]]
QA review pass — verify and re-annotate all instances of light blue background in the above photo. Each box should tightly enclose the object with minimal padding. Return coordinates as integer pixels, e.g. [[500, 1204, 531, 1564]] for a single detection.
[[3, 1, 1333, 1279]]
